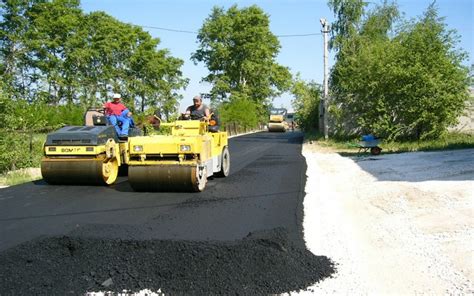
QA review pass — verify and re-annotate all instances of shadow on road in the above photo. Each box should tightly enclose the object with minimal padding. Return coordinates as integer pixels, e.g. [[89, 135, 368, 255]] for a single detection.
[[347, 148, 474, 182]]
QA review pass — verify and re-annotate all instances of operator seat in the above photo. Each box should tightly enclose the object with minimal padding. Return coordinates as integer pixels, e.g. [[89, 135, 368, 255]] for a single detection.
[[208, 111, 220, 133], [84, 109, 107, 126]]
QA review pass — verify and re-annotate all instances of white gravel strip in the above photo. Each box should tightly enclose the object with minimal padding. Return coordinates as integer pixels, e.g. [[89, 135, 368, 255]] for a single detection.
[[295, 147, 474, 295]]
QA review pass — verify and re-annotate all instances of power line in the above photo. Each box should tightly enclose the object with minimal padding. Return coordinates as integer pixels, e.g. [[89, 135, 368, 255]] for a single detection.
[[277, 33, 322, 37], [140, 25, 321, 37], [141, 25, 197, 34]]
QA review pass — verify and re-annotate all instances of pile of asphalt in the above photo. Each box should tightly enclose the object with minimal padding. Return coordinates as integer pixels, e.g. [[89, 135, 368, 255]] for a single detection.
[[0, 228, 335, 295]]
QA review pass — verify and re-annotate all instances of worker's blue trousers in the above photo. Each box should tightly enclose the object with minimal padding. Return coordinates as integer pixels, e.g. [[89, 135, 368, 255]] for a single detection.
[[107, 110, 132, 137]]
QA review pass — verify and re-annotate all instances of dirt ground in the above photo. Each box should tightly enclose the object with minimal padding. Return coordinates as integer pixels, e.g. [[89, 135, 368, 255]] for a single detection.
[[297, 145, 473, 295]]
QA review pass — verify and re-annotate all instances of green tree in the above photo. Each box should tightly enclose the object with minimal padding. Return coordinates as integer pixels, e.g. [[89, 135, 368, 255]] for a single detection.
[[468, 64, 474, 88], [329, 3, 400, 137], [192, 4, 291, 118], [76, 11, 122, 106], [328, 0, 366, 51], [125, 27, 188, 114], [329, 2, 468, 140], [387, 5, 468, 139], [291, 76, 321, 131], [0, 0, 38, 100], [218, 92, 260, 129], [25, 0, 83, 104], [1, 0, 187, 113]]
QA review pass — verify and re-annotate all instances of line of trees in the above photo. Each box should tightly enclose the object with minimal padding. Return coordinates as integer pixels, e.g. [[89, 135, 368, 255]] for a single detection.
[[1, 1, 294, 131], [1, 0, 188, 130], [0, 0, 189, 172]]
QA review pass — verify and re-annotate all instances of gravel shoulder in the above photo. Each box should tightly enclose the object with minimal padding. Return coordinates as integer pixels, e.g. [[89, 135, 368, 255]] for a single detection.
[[298, 145, 473, 294]]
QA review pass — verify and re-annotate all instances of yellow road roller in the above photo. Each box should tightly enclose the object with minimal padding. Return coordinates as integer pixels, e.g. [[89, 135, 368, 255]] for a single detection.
[[268, 108, 288, 132], [41, 109, 139, 185], [127, 119, 230, 192]]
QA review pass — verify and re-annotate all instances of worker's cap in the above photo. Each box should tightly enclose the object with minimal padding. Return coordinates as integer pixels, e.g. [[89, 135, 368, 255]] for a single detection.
[[113, 93, 121, 99], [193, 95, 202, 101]]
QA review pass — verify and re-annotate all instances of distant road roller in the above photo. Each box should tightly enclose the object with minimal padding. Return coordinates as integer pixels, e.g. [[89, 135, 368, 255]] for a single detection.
[[127, 119, 230, 192], [268, 108, 288, 132], [41, 109, 139, 185]]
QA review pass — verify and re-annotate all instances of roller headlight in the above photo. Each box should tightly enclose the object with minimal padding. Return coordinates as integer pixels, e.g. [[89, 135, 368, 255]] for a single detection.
[[133, 145, 143, 152], [180, 144, 191, 152]]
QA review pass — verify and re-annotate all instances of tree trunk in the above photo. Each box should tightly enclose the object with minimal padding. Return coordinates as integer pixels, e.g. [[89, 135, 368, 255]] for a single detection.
[[141, 94, 146, 113]]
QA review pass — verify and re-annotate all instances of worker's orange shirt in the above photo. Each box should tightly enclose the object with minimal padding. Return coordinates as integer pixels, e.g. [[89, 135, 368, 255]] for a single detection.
[[104, 102, 127, 116]]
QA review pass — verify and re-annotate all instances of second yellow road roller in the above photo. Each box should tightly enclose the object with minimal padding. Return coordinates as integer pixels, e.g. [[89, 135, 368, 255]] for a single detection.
[[127, 119, 230, 192], [268, 108, 288, 132]]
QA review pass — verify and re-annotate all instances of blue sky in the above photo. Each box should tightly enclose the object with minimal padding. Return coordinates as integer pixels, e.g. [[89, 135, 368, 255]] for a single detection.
[[81, 0, 473, 112]]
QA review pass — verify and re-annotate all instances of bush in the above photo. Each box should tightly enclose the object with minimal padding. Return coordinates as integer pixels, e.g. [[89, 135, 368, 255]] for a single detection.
[[329, 3, 469, 140], [0, 90, 84, 173], [0, 132, 45, 173], [1, 97, 86, 132], [291, 78, 321, 132], [219, 94, 260, 129]]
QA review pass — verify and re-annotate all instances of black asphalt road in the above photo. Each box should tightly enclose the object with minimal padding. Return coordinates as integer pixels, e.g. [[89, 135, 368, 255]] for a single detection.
[[0, 131, 334, 295]]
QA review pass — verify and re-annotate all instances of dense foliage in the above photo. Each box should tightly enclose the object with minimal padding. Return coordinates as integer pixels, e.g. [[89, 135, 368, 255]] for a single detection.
[[0, 0, 187, 112], [217, 92, 260, 130], [328, 1, 469, 140], [192, 4, 292, 120], [0, 0, 188, 173], [291, 76, 321, 131]]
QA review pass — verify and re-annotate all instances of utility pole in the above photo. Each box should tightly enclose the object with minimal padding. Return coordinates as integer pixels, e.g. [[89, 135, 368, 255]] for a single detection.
[[320, 18, 330, 139]]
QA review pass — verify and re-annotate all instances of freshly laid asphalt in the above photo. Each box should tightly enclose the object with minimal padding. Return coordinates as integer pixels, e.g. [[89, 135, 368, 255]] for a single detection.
[[0, 131, 335, 295]]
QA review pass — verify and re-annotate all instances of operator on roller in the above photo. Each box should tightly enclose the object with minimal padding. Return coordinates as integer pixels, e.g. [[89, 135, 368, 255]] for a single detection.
[[183, 95, 210, 120], [104, 93, 133, 138]]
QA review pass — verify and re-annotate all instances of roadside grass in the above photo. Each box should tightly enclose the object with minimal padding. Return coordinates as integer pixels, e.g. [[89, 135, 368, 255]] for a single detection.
[[305, 131, 474, 156], [0, 132, 46, 187], [0, 168, 42, 186]]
